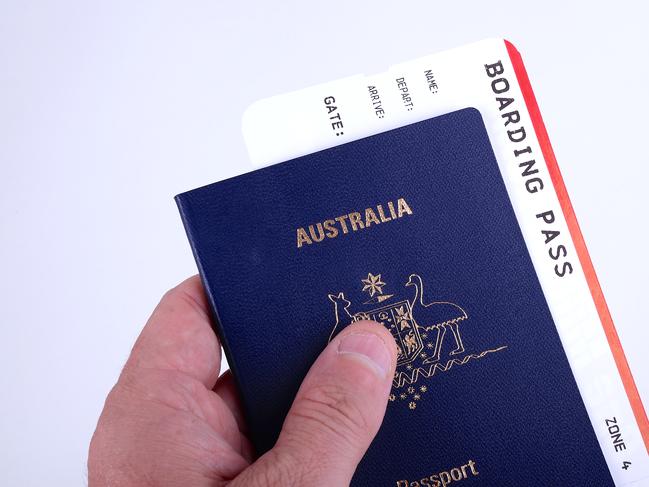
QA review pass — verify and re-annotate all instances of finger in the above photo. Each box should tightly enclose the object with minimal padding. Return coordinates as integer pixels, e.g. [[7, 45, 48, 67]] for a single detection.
[[233, 320, 397, 486], [213, 371, 255, 461], [124, 275, 221, 389], [213, 370, 249, 435]]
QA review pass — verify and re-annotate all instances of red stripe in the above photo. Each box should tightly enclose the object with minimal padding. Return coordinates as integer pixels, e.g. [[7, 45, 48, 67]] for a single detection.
[[504, 40, 649, 453]]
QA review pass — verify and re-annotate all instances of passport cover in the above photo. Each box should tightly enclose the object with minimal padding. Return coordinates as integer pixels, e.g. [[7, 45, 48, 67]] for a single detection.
[[176, 108, 614, 486]]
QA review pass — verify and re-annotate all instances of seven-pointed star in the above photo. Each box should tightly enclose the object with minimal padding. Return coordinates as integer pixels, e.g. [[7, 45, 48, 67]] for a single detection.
[[395, 306, 412, 329], [361, 273, 385, 296]]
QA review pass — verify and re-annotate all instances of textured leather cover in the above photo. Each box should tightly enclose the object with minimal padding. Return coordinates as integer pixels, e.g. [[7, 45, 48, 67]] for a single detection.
[[176, 108, 613, 486]]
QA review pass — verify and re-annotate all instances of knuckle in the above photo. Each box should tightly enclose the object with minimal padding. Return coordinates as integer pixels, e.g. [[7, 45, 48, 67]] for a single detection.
[[162, 284, 209, 321], [260, 450, 303, 487], [230, 448, 312, 487], [293, 382, 371, 443]]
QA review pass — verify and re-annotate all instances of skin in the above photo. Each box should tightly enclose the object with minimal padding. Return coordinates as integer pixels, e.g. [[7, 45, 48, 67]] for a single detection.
[[88, 276, 398, 486]]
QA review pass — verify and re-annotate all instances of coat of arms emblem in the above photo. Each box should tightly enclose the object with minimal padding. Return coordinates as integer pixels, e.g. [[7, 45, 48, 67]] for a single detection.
[[328, 272, 507, 410]]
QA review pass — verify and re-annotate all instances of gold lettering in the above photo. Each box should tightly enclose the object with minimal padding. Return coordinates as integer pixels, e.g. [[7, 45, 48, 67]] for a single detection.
[[334, 215, 350, 234], [397, 197, 413, 217], [365, 207, 380, 227], [296, 197, 413, 249], [296, 228, 311, 248], [323, 219, 338, 238], [377, 204, 392, 223], [308, 223, 325, 242], [388, 200, 398, 219], [395, 459, 478, 487], [348, 212, 364, 231]]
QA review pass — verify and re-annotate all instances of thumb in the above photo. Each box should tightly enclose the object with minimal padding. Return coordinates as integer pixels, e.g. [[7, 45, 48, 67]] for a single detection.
[[233, 320, 397, 486]]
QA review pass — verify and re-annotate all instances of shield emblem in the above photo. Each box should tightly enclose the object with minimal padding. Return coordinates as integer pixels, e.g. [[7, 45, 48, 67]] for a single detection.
[[353, 300, 422, 365]]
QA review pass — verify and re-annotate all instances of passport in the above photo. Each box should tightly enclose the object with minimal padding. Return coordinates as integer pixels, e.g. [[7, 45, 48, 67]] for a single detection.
[[176, 108, 614, 486]]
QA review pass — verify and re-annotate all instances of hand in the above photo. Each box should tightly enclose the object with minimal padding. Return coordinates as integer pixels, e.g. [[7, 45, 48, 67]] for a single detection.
[[89, 276, 397, 486]]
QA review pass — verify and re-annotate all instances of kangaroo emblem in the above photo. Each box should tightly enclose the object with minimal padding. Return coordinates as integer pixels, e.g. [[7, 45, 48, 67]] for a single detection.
[[328, 292, 356, 342]]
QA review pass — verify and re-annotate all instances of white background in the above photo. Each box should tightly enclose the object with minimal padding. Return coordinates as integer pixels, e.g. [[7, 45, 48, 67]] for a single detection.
[[1, 1, 647, 485]]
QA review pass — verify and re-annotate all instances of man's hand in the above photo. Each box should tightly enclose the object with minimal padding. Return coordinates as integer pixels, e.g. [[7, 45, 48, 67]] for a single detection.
[[88, 276, 397, 486]]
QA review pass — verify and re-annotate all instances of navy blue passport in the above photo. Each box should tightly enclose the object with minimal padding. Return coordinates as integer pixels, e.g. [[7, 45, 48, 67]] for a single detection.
[[176, 108, 613, 486]]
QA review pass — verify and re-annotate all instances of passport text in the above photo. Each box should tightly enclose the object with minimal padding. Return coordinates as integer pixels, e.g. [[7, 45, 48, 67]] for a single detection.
[[296, 197, 413, 248]]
